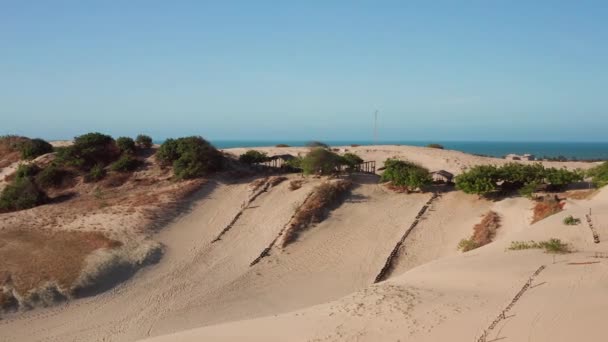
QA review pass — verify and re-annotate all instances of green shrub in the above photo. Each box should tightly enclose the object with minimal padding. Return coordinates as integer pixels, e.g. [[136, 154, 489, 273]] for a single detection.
[[135, 134, 153, 149], [85, 164, 106, 183], [110, 154, 141, 172], [301, 148, 341, 175], [563, 215, 581, 226], [14, 164, 40, 179], [519, 181, 540, 198], [0, 176, 46, 211], [340, 153, 363, 171], [306, 141, 329, 149], [157, 136, 223, 179], [239, 150, 268, 164], [381, 159, 432, 191], [427, 143, 444, 149], [508, 238, 570, 253], [455, 165, 500, 196], [116, 137, 136, 154], [275, 144, 290, 148], [57, 132, 119, 169], [20, 138, 53, 160], [587, 162, 608, 187], [457, 238, 479, 252], [35, 164, 68, 188], [544, 167, 584, 190]]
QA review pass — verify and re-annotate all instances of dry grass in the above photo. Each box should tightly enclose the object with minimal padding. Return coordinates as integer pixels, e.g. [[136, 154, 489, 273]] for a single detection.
[[532, 197, 565, 223], [281, 180, 352, 247], [0, 136, 28, 168], [269, 176, 288, 187], [0, 229, 121, 297], [289, 179, 304, 191], [458, 211, 501, 252], [385, 182, 410, 193]]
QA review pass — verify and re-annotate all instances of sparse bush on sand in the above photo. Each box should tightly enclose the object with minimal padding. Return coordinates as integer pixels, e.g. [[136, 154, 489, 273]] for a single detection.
[[135, 134, 153, 149], [0, 173, 47, 212], [56, 132, 120, 170], [532, 197, 564, 223], [157, 136, 223, 180], [563, 215, 581, 226], [116, 137, 136, 154], [458, 211, 501, 252], [427, 143, 444, 149], [508, 238, 570, 253], [20, 138, 54, 160], [35, 164, 72, 189], [281, 180, 352, 247], [110, 154, 141, 173], [381, 158, 432, 192], [239, 150, 268, 164], [301, 148, 342, 175], [85, 164, 106, 183], [289, 179, 304, 191], [587, 161, 608, 188]]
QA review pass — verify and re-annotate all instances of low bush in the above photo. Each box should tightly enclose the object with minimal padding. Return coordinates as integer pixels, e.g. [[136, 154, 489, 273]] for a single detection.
[[35, 164, 70, 189], [239, 150, 268, 164], [508, 238, 570, 253], [116, 137, 136, 154], [281, 180, 352, 246], [301, 148, 342, 175], [275, 144, 290, 148], [135, 134, 153, 149], [458, 211, 500, 252], [14, 163, 40, 179], [340, 153, 363, 171], [56, 132, 120, 170], [20, 138, 53, 160], [563, 215, 581, 226], [381, 159, 432, 191], [157, 136, 223, 179], [85, 164, 106, 183], [0, 176, 46, 211], [427, 143, 444, 149], [587, 161, 608, 187], [110, 154, 141, 173]]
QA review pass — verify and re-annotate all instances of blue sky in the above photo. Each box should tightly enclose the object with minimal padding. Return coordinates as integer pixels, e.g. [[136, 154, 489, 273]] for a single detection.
[[1, 1, 607, 141]]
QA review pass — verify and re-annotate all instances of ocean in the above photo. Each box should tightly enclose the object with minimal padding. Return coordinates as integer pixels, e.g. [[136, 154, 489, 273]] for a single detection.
[[205, 140, 608, 160]]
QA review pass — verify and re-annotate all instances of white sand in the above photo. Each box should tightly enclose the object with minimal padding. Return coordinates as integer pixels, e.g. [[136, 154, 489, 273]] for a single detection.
[[0, 145, 605, 342]]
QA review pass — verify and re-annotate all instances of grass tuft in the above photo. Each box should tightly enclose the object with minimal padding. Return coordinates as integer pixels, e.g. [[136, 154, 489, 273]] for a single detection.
[[508, 238, 570, 253]]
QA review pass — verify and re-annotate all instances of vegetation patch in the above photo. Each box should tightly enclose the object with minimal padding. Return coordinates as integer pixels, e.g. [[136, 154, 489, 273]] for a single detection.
[[20, 138, 54, 160], [135, 134, 153, 149], [532, 197, 565, 223], [300, 148, 342, 175], [0, 135, 30, 167], [281, 180, 352, 247], [381, 159, 432, 192], [563, 215, 581, 226], [116, 137, 136, 154], [289, 179, 304, 191], [55, 132, 120, 170], [455, 163, 584, 197], [587, 161, 608, 187], [0, 229, 121, 308], [157, 136, 223, 180], [0, 164, 47, 212], [427, 143, 444, 149], [275, 144, 290, 148], [239, 150, 268, 164], [458, 211, 501, 252], [306, 141, 329, 149], [110, 154, 142, 173], [508, 238, 570, 253]]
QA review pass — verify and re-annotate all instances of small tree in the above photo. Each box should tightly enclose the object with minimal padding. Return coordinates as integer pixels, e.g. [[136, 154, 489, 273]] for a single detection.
[[340, 153, 363, 172], [135, 134, 153, 149], [57, 132, 119, 169], [116, 137, 136, 154], [381, 159, 432, 191], [157, 136, 223, 179], [455, 165, 500, 196], [301, 148, 341, 175], [239, 150, 268, 164], [20, 138, 54, 160]]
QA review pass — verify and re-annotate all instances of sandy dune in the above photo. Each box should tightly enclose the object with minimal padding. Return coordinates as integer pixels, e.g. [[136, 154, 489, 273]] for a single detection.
[[0, 145, 605, 342]]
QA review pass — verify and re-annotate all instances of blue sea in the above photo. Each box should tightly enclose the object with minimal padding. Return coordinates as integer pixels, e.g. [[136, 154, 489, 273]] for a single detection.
[[206, 140, 608, 160]]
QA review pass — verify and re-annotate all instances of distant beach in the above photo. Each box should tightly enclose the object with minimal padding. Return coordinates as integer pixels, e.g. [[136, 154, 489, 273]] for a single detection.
[[201, 140, 608, 160]]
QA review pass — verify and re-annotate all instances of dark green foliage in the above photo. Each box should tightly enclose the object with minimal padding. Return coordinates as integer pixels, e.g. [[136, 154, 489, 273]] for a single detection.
[[0, 177, 46, 211], [14, 164, 40, 179], [157, 136, 223, 179], [85, 164, 106, 183], [56, 132, 119, 170], [35, 164, 70, 188], [306, 141, 329, 149], [301, 148, 341, 175], [110, 154, 141, 172], [275, 144, 290, 148], [20, 138, 53, 160], [456, 163, 584, 196], [239, 150, 268, 164], [116, 137, 136, 154], [427, 143, 444, 149], [563, 215, 581, 225], [135, 134, 153, 149], [340, 153, 363, 171], [380, 159, 432, 190], [285, 156, 303, 169], [587, 162, 608, 187]]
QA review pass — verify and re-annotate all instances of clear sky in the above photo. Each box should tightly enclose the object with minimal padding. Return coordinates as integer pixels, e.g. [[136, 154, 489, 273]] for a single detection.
[[1, 1, 607, 142]]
